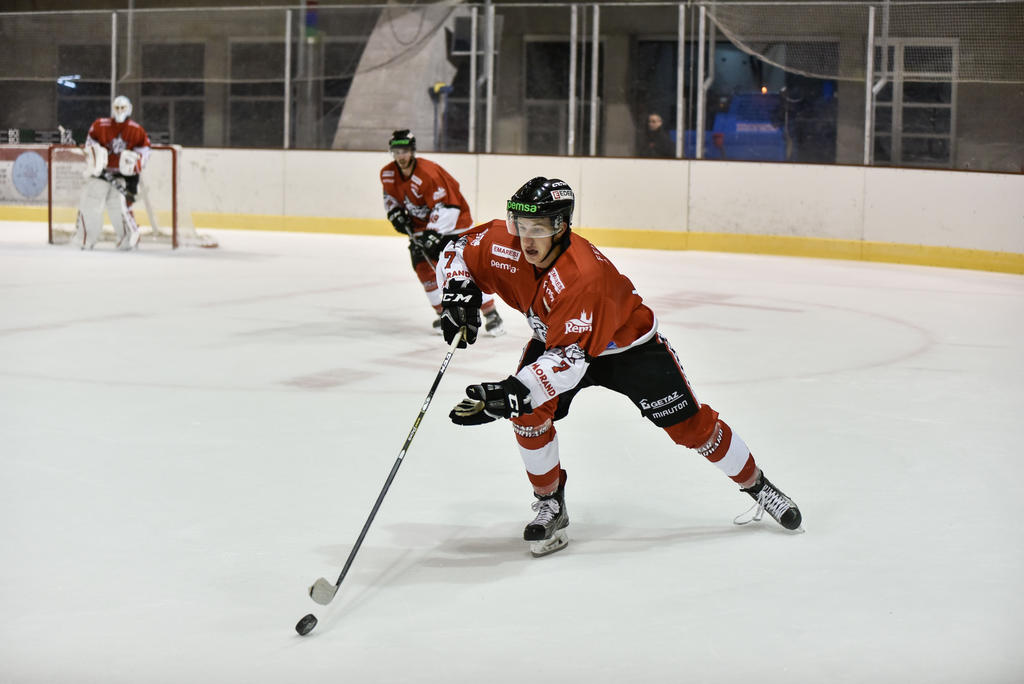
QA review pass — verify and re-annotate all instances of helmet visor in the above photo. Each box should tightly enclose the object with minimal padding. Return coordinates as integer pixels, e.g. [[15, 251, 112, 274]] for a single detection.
[[506, 213, 562, 239]]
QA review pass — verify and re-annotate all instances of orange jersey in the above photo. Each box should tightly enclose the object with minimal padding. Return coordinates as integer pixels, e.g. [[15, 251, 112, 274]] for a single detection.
[[86, 118, 151, 173], [380, 157, 472, 236], [438, 220, 657, 408]]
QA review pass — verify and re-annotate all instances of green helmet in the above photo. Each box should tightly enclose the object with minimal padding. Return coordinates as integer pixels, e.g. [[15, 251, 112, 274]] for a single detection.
[[388, 129, 416, 151]]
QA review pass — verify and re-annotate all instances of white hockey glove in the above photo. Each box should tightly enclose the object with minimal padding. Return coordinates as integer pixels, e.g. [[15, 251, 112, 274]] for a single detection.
[[449, 377, 533, 426], [82, 144, 108, 178], [119, 149, 141, 176]]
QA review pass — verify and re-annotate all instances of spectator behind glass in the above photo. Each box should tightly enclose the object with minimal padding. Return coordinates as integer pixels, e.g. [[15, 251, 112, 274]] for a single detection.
[[636, 112, 675, 158]]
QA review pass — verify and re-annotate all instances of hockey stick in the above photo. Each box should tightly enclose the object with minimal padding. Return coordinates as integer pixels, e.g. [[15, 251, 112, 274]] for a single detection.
[[308, 329, 464, 606]]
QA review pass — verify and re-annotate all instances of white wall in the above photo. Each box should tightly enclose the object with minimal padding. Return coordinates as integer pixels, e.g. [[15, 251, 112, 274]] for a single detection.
[[688, 161, 865, 240], [181, 148, 1024, 254], [862, 167, 1023, 252]]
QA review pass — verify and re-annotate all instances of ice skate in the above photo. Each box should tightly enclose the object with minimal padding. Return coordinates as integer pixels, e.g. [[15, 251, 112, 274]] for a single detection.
[[484, 309, 505, 337], [524, 471, 569, 557], [736, 471, 803, 531], [432, 315, 443, 335]]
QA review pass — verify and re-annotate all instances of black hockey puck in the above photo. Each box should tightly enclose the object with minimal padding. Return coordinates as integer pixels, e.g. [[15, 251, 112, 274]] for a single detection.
[[295, 613, 318, 636]]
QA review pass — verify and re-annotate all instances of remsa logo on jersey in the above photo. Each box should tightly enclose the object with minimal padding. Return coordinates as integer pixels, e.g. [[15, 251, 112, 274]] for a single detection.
[[433, 187, 447, 201], [565, 311, 592, 334], [491, 244, 521, 261]]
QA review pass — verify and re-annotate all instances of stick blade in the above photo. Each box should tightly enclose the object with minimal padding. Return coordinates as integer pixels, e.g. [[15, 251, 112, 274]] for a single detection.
[[309, 577, 339, 605]]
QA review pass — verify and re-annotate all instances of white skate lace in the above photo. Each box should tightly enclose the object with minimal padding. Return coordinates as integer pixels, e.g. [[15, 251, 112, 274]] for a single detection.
[[733, 503, 765, 526], [755, 483, 791, 522], [530, 498, 560, 526]]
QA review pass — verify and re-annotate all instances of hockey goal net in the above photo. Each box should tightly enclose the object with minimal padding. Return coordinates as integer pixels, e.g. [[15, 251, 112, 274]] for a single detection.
[[47, 144, 217, 249]]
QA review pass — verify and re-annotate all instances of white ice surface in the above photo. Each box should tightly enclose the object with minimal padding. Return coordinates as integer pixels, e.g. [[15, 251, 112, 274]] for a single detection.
[[1, 222, 1022, 683]]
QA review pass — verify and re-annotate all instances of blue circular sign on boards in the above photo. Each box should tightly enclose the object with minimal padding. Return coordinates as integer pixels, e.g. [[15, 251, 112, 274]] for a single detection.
[[12, 151, 48, 199]]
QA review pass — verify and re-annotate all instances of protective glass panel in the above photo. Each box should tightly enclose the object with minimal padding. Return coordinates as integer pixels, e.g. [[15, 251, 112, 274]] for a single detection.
[[0, 2, 1020, 171], [903, 81, 952, 104], [904, 45, 954, 74], [902, 106, 951, 134], [902, 136, 950, 164]]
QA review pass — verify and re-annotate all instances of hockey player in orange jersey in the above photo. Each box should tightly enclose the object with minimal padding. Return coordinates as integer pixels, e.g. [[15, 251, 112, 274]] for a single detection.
[[437, 176, 802, 556], [380, 129, 503, 335], [72, 95, 151, 250]]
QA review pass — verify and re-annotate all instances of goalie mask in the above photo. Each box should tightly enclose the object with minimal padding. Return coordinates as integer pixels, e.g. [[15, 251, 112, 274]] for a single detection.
[[506, 177, 575, 239], [112, 95, 132, 123]]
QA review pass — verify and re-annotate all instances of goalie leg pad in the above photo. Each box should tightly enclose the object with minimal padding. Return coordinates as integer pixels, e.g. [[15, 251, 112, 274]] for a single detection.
[[75, 177, 111, 249], [108, 191, 140, 250]]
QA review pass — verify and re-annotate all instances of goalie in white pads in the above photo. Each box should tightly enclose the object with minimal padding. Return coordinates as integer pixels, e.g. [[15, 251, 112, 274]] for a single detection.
[[72, 95, 151, 250], [438, 177, 803, 557]]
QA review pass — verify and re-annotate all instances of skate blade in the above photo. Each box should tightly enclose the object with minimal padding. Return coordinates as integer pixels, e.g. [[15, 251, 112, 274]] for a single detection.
[[733, 504, 806, 533], [529, 529, 569, 557]]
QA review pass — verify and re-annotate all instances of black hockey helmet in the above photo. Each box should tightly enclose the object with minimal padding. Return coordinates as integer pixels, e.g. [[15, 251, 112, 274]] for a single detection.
[[389, 129, 416, 151], [506, 176, 574, 238]]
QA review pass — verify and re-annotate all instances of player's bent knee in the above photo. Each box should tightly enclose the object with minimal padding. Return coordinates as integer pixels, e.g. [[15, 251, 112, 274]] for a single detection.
[[512, 416, 554, 449], [664, 404, 719, 448]]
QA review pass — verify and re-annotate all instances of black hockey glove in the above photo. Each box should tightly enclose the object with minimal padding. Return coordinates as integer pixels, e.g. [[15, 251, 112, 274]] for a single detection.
[[387, 206, 413, 235], [440, 279, 482, 348], [411, 229, 445, 263], [450, 376, 533, 425]]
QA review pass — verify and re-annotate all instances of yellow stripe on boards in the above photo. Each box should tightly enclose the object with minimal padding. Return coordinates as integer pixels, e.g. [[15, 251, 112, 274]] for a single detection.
[[3, 205, 1020, 275]]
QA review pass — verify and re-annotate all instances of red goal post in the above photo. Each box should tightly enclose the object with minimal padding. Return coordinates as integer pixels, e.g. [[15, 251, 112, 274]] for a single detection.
[[47, 143, 217, 249]]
